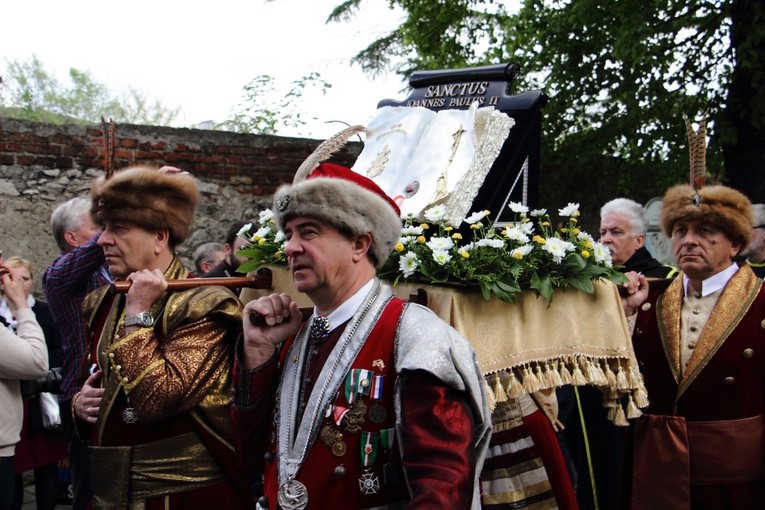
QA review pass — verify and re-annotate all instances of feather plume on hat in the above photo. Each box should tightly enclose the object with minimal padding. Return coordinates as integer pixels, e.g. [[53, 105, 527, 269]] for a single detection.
[[660, 113, 754, 247], [292, 125, 367, 182], [684, 113, 707, 190], [273, 125, 402, 268]]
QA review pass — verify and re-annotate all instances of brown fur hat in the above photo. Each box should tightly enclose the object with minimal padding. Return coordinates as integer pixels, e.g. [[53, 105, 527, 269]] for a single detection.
[[273, 162, 401, 268], [660, 184, 754, 247], [91, 165, 199, 246]]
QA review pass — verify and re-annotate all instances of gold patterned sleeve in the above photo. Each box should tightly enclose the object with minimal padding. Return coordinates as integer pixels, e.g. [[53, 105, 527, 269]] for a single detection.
[[105, 289, 242, 423]]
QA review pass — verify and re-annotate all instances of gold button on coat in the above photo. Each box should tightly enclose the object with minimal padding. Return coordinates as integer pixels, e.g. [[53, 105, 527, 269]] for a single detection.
[[743, 348, 754, 359], [723, 376, 735, 385], [641, 303, 651, 311]]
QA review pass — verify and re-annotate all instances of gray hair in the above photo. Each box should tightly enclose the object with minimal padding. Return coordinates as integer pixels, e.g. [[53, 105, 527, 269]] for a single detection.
[[600, 198, 647, 236], [50, 197, 91, 252], [752, 204, 765, 227], [193, 242, 225, 273]]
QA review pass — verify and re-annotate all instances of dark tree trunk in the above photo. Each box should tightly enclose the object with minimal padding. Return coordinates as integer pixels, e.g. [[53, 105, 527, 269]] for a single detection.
[[721, 0, 765, 203]]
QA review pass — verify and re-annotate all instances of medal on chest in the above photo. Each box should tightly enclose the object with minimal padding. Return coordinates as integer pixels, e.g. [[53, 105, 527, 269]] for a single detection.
[[123, 395, 137, 424], [358, 431, 380, 495], [277, 479, 308, 510]]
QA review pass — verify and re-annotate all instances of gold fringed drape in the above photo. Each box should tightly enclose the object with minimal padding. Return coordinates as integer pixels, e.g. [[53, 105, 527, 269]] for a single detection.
[[391, 280, 648, 425]]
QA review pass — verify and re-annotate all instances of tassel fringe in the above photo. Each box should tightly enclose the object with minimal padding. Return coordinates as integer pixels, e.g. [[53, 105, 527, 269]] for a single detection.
[[479, 355, 647, 426]]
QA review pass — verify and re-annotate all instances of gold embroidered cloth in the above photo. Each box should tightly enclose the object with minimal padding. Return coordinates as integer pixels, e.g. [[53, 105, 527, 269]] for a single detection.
[[391, 280, 636, 375]]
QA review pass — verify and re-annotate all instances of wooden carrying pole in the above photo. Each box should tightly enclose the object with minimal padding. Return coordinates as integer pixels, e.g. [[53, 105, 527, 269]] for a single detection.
[[109, 273, 273, 294]]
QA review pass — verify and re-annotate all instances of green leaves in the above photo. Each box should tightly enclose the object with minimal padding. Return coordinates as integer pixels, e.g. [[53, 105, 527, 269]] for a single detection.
[[223, 72, 331, 135], [0, 55, 179, 125], [377, 204, 626, 305]]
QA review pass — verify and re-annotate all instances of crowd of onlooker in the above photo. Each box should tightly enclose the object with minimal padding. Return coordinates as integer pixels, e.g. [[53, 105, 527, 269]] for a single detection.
[[3, 157, 765, 510]]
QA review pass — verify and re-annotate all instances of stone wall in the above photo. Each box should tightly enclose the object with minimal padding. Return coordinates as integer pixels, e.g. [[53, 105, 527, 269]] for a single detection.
[[0, 117, 360, 296]]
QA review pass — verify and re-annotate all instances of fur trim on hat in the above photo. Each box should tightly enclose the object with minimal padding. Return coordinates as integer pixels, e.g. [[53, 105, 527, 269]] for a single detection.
[[91, 165, 199, 246], [273, 177, 401, 268], [661, 184, 754, 247]]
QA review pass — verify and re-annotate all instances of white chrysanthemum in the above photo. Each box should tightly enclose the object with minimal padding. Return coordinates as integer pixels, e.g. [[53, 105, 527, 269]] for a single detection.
[[509, 221, 535, 235], [577, 231, 595, 244], [398, 235, 414, 246], [401, 225, 424, 236], [475, 238, 505, 249], [237, 223, 254, 237], [258, 209, 273, 224], [507, 202, 529, 214], [558, 203, 580, 217], [457, 243, 474, 256], [399, 252, 420, 277], [530, 208, 547, 217], [504, 227, 530, 244], [464, 210, 489, 224], [542, 237, 575, 263], [426, 236, 454, 251], [511, 245, 534, 258], [255, 226, 271, 239], [424, 205, 447, 223], [431, 249, 452, 265], [274, 231, 285, 243], [592, 243, 613, 267]]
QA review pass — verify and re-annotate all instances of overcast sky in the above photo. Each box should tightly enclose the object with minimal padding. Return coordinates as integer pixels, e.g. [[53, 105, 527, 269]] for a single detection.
[[1, 0, 408, 139]]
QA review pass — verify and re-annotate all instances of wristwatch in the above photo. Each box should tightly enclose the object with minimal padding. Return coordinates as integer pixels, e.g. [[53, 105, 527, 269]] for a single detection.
[[124, 311, 154, 328]]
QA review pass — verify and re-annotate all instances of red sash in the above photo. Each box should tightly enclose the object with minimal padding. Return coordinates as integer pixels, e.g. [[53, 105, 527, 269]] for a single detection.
[[632, 413, 765, 509]]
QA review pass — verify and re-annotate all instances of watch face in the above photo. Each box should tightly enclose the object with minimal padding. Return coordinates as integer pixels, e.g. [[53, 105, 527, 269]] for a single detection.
[[126, 312, 154, 327], [138, 312, 154, 326]]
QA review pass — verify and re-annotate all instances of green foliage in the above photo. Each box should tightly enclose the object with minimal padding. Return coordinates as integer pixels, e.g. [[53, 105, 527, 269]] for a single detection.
[[222, 72, 332, 135], [328, 0, 765, 220], [376, 203, 627, 304], [0, 55, 179, 126], [237, 202, 627, 304]]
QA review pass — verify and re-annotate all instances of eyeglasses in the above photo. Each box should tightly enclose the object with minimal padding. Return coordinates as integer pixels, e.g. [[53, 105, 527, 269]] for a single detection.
[[755, 225, 765, 229]]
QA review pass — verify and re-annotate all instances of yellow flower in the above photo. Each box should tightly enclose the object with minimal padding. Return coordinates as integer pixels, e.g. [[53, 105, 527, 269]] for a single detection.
[[451, 233, 463, 240], [419, 223, 429, 230], [274, 252, 282, 260], [541, 221, 550, 227], [584, 241, 593, 249], [470, 224, 480, 230], [571, 228, 581, 235], [513, 251, 524, 260], [581, 250, 590, 258], [501, 230, 508, 237], [533, 235, 546, 244], [461, 251, 470, 259], [258, 238, 267, 246], [416, 235, 426, 244], [395, 242, 405, 252], [445, 226, 454, 232]]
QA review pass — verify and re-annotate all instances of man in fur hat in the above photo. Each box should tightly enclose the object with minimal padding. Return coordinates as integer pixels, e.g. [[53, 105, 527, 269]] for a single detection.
[[72, 166, 254, 509], [231, 158, 491, 509], [621, 184, 765, 509]]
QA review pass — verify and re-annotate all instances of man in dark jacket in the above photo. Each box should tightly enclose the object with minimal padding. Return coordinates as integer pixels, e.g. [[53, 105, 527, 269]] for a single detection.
[[599, 197, 678, 279], [200, 221, 252, 278], [560, 197, 678, 510]]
